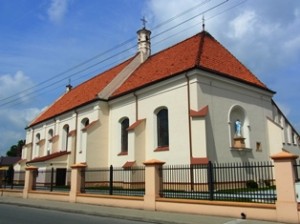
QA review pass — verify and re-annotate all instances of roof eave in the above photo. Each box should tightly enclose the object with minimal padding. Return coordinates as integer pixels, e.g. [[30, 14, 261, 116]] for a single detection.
[[197, 65, 275, 94], [27, 98, 107, 128], [109, 66, 275, 100]]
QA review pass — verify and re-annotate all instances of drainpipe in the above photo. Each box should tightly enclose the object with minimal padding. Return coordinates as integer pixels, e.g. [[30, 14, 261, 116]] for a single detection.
[[185, 73, 193, 162], [73, 110, 78, 164], [185, 73, 195, 191], [133, 92, 138, 121], [185, 73, 193, 163]]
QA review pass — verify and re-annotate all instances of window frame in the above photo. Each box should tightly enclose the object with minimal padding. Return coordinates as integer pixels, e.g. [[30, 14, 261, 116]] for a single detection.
[[120, 118, 129, 154], [156, 108, 169, 149]]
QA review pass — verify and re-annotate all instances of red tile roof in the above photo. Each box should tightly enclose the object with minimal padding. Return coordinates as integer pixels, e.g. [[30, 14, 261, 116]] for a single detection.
[[30, 31, 271, 127], [30, 57, 135, 126], [112, 31, 268, 97], [26, 151, 70, 164]]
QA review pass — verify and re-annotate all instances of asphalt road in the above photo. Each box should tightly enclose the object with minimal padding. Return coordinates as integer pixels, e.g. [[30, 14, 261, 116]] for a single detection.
[[0, 204, 153, 224]]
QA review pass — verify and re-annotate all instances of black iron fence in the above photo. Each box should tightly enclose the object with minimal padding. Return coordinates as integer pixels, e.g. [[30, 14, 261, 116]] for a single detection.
[[0, 170, 25, 190], [160, 161, 276, 204], [82, 165, 145, 197], [34, 168, 71, 192]]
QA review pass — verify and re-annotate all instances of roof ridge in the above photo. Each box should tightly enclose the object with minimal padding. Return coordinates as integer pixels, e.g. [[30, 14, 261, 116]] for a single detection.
[[69, 55, 137, 92], [98, 53, 142, 99], [195, 31, 206, 67], [198, 31, 269, 89], [148, 32, 202, 60]]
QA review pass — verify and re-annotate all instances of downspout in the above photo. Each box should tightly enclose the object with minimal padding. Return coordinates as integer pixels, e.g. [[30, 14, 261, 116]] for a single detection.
[[73, 110, 78, 164], [185, 73, 193, 162], [133, 92, 138, 121], [185, 73, 194, 191]]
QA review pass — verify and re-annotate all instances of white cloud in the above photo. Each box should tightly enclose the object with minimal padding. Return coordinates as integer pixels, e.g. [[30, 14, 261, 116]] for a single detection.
[[0, 106, 41, 156], [0, 71, 41, 155], [0, 71, 35, 105], [47, 0, 69, 24], [229, 10, 257, 39]]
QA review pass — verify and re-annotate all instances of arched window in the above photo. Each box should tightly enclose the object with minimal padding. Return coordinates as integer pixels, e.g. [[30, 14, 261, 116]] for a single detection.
[[120, 118, 129, 153], [80, 118, 89, 153], [82, 118, 89, 128], [35, 133, 40, 157], [47, 129, 53, 155], [156, 108, 169, 147], [62, 124, 69, 151]]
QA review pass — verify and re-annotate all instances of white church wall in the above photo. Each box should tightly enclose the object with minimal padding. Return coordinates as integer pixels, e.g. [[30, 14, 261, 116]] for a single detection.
[[85, 102, 109, 168], [191, 118, 207, 158], [109, 96, 136, 167], [138, 77, 191, 165], [75, 103, 102, 164], [108, 76, 191, 166], [267, 118, 283, 155], [195, 71, 274, 162]]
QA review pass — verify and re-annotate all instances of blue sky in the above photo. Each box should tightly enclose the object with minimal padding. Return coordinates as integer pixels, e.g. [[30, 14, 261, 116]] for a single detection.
[[0, 0, 299, 156]]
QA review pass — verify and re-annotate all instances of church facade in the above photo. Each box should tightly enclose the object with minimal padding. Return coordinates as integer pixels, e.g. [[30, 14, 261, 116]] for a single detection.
[[19, 27, 299, 173]]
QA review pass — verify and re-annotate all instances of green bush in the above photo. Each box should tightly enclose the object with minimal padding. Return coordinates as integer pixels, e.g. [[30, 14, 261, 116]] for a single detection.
[[264, 179, 271, 187], [246, 180, 258, 189]]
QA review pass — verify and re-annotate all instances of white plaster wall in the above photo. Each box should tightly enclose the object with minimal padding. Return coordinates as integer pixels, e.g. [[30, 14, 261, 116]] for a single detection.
[[194, 71, 274, 162], [85, 102, 109, 168], [109, 76, 191, 166], [24, 129, 33, 160], [267, 118, 283, 155], [136, 78, 190, 165], [75, 103, 101, 164], [109, 97, 136, 167], [191, 118, 207, 158]]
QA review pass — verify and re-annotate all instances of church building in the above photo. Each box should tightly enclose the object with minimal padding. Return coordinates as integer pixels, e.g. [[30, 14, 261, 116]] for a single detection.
[[20, 25, 300, 174]]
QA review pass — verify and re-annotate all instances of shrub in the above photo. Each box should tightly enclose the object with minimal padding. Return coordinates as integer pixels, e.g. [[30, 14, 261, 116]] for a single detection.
[[264, 179, 271, 187], [246, 180, 258, 189]]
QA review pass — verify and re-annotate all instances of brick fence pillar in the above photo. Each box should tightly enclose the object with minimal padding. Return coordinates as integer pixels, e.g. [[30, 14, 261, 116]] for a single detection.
[[69, 163, 87, 203], [23, 166, 38, 199], [271, 151, 299, 223], [143, 159, 165, 210]]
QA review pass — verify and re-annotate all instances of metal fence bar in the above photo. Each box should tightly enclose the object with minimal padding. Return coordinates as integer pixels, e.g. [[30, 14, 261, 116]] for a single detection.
[[160, 161, 276, 204], [83, 166, 145, 197], [34, 169, 71, 192], [1, 170, 25, 190]]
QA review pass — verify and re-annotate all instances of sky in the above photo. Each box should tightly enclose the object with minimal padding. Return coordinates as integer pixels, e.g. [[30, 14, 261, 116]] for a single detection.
[[0, 0, 299, 156]]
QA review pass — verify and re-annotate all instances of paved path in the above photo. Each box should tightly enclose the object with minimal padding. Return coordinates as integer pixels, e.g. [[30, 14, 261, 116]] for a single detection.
[[0, 196, 286, 224]]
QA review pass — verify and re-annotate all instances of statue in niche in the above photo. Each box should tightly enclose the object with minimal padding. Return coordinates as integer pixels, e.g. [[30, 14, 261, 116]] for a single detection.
[[233, 119, 245, 148], [234, 119, 242, 137]]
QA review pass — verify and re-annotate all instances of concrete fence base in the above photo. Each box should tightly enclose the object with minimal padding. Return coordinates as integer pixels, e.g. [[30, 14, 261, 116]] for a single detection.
[[2, 152, 299, 223]]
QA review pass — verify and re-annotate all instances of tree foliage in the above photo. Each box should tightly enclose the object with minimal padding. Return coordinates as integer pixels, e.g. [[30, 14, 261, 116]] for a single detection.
[[6, 140, 25, 157]]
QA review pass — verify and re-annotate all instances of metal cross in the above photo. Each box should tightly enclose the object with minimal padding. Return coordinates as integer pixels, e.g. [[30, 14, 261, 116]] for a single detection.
[[141, 16, 147, 28]]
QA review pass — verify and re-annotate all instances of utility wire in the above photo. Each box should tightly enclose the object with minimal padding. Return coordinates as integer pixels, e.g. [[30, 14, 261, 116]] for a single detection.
[[0, 0, 245, 108], [0, 0, 214, 105]]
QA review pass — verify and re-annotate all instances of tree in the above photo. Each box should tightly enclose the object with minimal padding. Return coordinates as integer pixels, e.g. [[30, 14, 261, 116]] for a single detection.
[[6, 140, 25, 157]]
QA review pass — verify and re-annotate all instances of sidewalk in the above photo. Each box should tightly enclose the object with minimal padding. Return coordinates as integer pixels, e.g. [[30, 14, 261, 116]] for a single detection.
[[0, 196, 286, 224]]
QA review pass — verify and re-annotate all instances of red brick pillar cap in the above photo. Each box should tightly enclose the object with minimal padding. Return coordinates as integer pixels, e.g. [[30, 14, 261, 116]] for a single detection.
[[271, 151, 299, 161], [143, 159, 165, 166], [25, 166, 38, 171], [71, 163, 87, 169]]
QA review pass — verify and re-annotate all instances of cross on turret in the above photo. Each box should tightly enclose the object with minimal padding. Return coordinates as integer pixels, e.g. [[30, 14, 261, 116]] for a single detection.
[[141, 16, 147, 28]]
